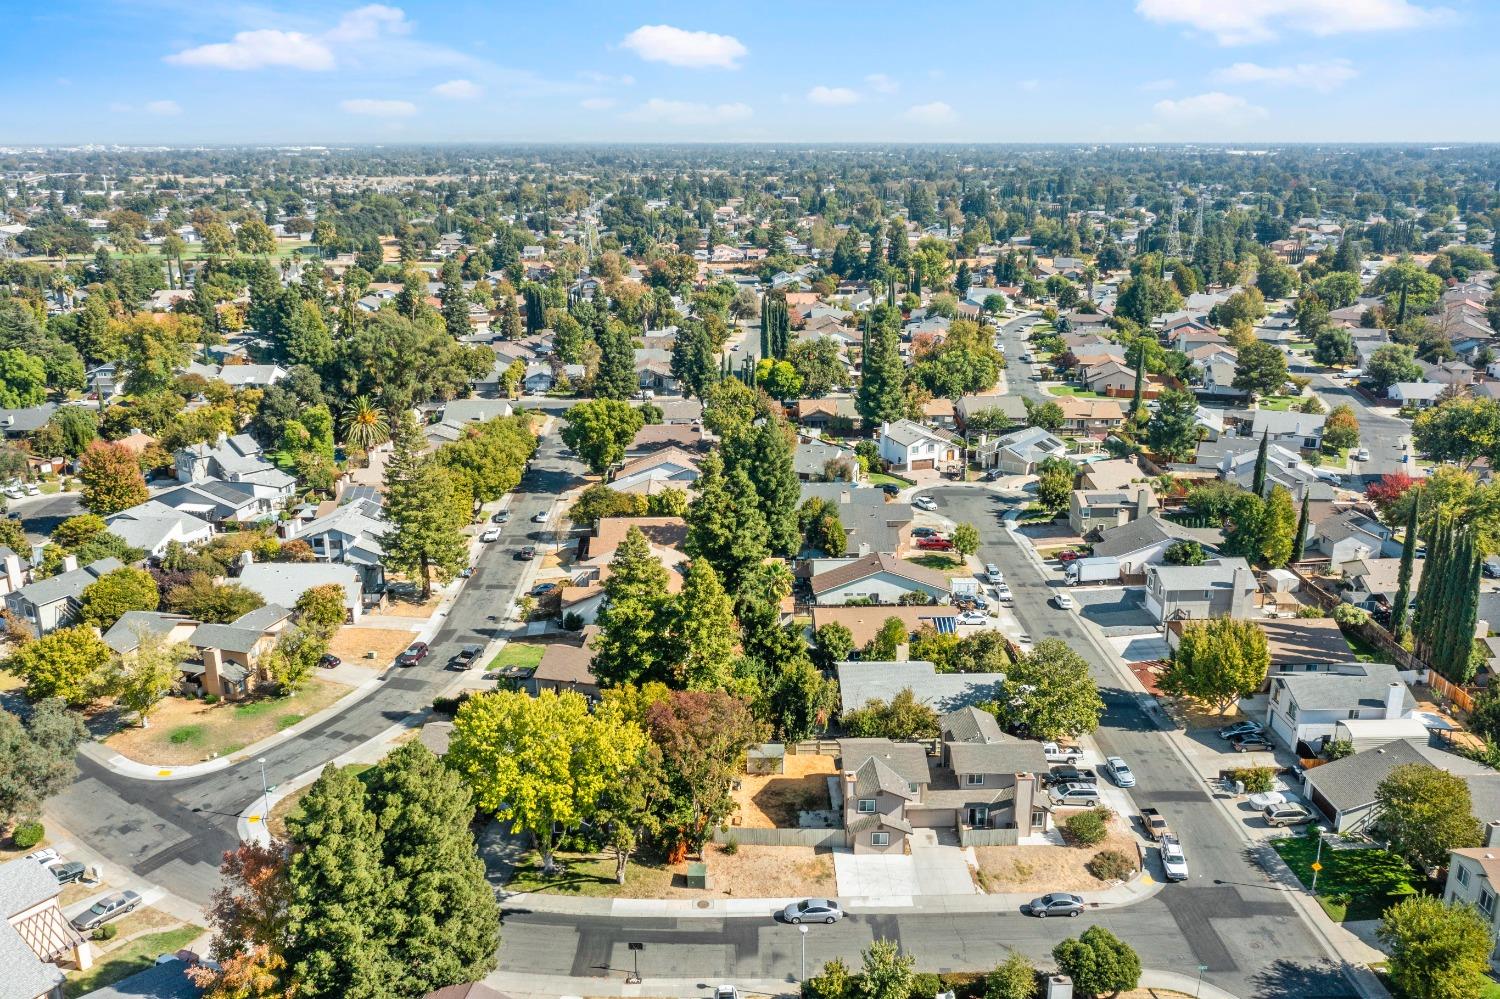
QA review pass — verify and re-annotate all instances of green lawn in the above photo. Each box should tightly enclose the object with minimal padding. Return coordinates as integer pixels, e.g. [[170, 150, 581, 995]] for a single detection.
[[905, 553, 962, 571], [487, 643, 545, 672], [1047, 385, 1107, 399], [1257, 395, 1299, 412], [866, 472, 911, 488], [506, 850, 674, 898], [65, 925, 203, 997], [1271, 834, 1418, 921]]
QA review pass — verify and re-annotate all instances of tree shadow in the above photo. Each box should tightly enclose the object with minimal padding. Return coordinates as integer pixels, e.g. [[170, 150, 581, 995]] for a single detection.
[[1247, 957, 1361, 999]]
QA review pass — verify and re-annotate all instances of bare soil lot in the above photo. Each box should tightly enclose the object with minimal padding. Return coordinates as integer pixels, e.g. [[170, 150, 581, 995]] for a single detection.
[[973, 811, 1141, 893], [731, 754, 836, 828]]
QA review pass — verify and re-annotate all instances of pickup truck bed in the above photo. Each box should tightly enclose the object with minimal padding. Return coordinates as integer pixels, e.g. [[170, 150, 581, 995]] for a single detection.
[[1140, 807, 1172, 842]]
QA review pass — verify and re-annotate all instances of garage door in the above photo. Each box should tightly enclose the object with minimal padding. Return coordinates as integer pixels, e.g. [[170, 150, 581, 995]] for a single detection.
[[1269, 710, 1294, 747], [911, 459, 934, 470]]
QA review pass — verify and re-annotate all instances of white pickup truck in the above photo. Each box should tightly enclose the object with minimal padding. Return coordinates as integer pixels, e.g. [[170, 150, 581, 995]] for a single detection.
[[1043, 742, 1084, 764]]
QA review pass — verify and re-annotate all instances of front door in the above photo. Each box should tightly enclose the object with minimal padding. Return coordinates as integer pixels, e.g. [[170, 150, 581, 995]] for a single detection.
[[967, 806, 988, 827]]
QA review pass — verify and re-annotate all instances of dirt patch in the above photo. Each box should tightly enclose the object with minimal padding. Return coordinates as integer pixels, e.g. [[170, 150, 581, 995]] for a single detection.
[[508, 844, 835, 899], [105, 678, 349, 765], [326, 627, 419, 666], [379, 593, 444, 619], [731, 754, 837, 828], [973, 813, 1141, 893]]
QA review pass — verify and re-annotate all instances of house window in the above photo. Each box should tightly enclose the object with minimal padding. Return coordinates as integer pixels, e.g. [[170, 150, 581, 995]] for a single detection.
[[965, 773, 985, 786], [871, 832, 890, 847], [1482, 889, 1497, 917], [1347, 709, 1360, 719], [1458, 865, 1472, 887], [857, 799, 876, 813], [1031, 809, 1046, 827]]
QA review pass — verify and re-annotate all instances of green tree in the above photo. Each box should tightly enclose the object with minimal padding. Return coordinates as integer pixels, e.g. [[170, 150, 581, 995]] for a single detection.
[[449, 688, 644, 872], [115, 630, 189, 727], [1146, 388, 1201, 461], [362, 742, 499, 993], [79, 566, 160, 628], [1261, 485, 1297, 568], [592, 526, 673, 687], [1294, 493, 1311, 563], [992, 640, 1104, 739], [1323, 403, 1361, 451], [787, 338, 845, 397], [438, 258, 470, 339], [5, 625, 115, 706], [768, 655, 838, 742], [1052, 926, 1141, 999], [645, 689, 764, 850], [561, 399, 645, 474], [757, 358, 804, 400], [1413, 397, 1500, 470], [382, 462, 470, 600], [1373, 763, 1482, 872], [1251, 431, 1270, 497], [1232, 341, 1289, 399], [1164, 540, 1206, 566], [856, 307, 906, 428], [727, 420, 801, 556], [806, 958, 854, 999], [295, 583, 348, 635], [1026, 399, 1064, 432], [1379, 895, 1493, 999], [985, 953, 1038, 999], [1392, 497, 1419, 641], [340, 396, 390, 452], [686, 452, 770, 592], [667, 559, 739, 690], [1037, 460, 1075, 513], [593, 313, 637, 401], [0, 698, 87, 824], [165, 576, 264, 623], [264, 625, 327, 694], [857, 939, 915, 999], [1158, 618, 1270, 713], [1313, 327, 1356, 367], [813, 622, 855, 671], [951, 522, 980, 557], [1116, 272, 1179, 326], [79, 440, 149, 514], [1373, 260, 1442, 325], [866, 616, 911, 661], [0, 348, 47, 408], [1366, 344, 1424, 394]]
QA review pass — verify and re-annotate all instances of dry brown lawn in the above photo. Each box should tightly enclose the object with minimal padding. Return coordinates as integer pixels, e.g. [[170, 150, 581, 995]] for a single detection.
[[731, 754, 836, 828], [695, 844, 834, 898], [974, 812, 1141, 893], [379, 593, 443, 619], [325, 627, 419, 666]]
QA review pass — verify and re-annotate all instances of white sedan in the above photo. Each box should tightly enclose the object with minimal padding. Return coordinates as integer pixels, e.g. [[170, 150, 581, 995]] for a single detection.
[[1247, 790, 1304, 810], [1104, 756, 1136, 788], [912, 496, 937, 512], [958, 612, 989, 626], [479, 529, 501, 543]]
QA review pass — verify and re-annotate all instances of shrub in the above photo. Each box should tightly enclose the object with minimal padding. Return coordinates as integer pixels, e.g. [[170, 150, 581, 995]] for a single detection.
[[562, 611, 584, 632], [1226, 766, 1275, 794], [1333, 603, 1370, 627], [720, 837, 739, 856], [92, 923, 118, 941], [1295, 604, 1326, 618], [432, 692, 472, 716], [985, 954, 1039, 999], [1064, 808, 1110, 847], [911, 973, 943, 998], [1087, 849, 1136, 882], [10, 821, 44, 849]]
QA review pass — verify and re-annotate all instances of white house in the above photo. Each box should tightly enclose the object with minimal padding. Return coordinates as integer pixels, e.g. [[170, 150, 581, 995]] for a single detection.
[[809, 553, 952, 606], [980, 427, 1068, 475], [1264, 663, 1412, 751], [1388, 382, 1445, 408], [878, 420, 959, 473], [105, 501, 214, 559]]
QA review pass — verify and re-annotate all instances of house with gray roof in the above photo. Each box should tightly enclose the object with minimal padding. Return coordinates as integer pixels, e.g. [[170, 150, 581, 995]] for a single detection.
[[183, 603, 293, 699], [289, 497, 386, 593], [1302, 737, 1500, 833], [105, 501, 213, 559], [1266, 662, 1412, 752], [0, 403, 59, 440], [794, 438, 862, 483], [877, 419, 958, 473], [979, 427, 1067, 475], [174, 433, 295, 503], [1312, 510, 1400, 564], [836, 660, 1005, 715], [236, 561, 363, 621], [1092, 515, 1217, 576], [102, 611, 198, 655], [1250, 410, 1326, 450], [809, 552, 948, 605], [4, 557, 123, 637], [1144, 558, 1256, 623], [0, 855, 92, 999], [955, 394, 1027, 431], [798, 485, 911, 556]]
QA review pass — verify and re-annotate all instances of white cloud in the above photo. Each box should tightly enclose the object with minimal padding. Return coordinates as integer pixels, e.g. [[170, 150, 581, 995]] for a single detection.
[[340, 98, 418, 117], [622, 98, 753, 125], [432, 78, 482, 99], [903, 101, 957, 125], [1135, 0, 1450, 45], [1018, 79, 1040, 92], [165, 29, 336, 70], [580, 71, 634, 86], [807, 85, 859, 106], [580, 97, 616, 111], [326, 4, 411, 42], [1153, 91, 1268, 124], [620, 25, 747, 69], [1139, 78, 1177, 92], [1213, 59, 1357, 92], [145, 100, 182, 115], [864, 73, 899, 94]]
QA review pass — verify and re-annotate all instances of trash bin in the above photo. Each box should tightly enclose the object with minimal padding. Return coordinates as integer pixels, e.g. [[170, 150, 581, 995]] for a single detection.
[[686, 861, 709, 889]]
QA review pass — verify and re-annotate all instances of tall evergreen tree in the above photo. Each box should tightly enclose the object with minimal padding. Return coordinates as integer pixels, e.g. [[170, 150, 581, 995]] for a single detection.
[[523, 284, 546, 334], [1412, 519, 1447, 659], [726, 420, 800, 556], [1391, 496, 1419, 641], [1251, 430, 1270, 497], [593, 310, 636, 401], [498, 288, 523, 340], [685, 452, 770, 592], [668, 559, 739, 690], [381, 463, 471, 600], [762, 293, 790, 359], [855, 306, 906, 429], [283, 766, 397, 998], [438, 258, 469, 339], [1129, 351, 1146, 420], [592, 526, 672, 687], [1293, 492, 1310, 564], [363, 743, 499, 993]]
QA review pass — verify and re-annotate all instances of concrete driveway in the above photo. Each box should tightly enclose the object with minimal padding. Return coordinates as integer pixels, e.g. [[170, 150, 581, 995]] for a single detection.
[[833, 850, 918, 897], [910, 842, 978, 895], [1068, 586, 1160, 636]]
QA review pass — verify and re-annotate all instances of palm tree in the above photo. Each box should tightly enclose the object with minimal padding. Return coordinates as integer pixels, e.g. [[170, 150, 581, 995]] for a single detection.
[[341, 396, 391, 454]]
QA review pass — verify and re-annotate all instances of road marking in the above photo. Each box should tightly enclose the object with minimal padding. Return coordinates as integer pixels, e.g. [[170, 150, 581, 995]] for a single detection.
[[156, 769, 172, 777], [247, 815, 261, 824]]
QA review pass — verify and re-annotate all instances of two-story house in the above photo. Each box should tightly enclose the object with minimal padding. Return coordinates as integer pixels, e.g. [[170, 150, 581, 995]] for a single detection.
[[1265, 663, 1412, 751], [1250, 411, 1326, 452], [1144, 558, 1257, 623], [1068, 486, 1157, 537], [877, 420, 959, 473], [4, 558, 123, 637], [1445, 834, 1500, 971], [1056, 397, 1125, 439], [0, 856, 93, 999]]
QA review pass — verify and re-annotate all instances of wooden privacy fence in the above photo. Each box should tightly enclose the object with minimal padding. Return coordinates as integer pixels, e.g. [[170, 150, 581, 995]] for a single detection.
[[712, 827, 843, 848], [958, 826, 1020, 847]]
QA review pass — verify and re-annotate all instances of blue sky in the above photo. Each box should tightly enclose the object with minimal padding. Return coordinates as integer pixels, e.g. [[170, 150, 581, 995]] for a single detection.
[[4, 0, 1495, 144]]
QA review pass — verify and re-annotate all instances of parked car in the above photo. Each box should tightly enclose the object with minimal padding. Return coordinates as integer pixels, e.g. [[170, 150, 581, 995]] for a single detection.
[[24, 483, 39, 496], [1045, 766, 1096, 787], [1052, 592, 1076, 610], [480, 529, 501, 543], [317, 653, 341, 669], [1024, 892, 1084, 917], [995, 585, 1014, 605], [1263, 803, 1313, 827], [491, 510, 511, 524], [25, 849, 61, 868], [913, 496, 937, 512], [451, 644, 483, 669], [781, 898, 843, 924], [395, 642, 429, 667], [917, 537, 954, 551], [881, 483, 901, 497], [516, 546, 536, 560], [51, 862, 87, 885], [958, 612, 989, 626], [71, 890, 141, 931], [1353, 448, 1371, 462], [1248, 791, 1305, 810], [1218, 721, 1263, 740], [530, 582, 558, 597], [1048, 783, 1101, 807], [1104, 756, 1136, 788], [983, 468, 1004, 481], [1229, 733, 1271, 753], [532, 511, 548, 523], [985, 564, 1002, 583], [1160, 835, 1189, 882], [911, 526, 939, 539], [1056, 550, 1082, 563]]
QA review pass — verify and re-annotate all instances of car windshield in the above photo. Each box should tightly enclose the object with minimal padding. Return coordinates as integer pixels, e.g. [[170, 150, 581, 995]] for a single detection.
[[89, 901, 111, 914]]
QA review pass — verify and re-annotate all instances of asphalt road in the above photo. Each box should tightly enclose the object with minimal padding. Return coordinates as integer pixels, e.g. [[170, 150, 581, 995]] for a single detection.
[[46, 414, 586, 907], [995, 314, 1047, 403], [13, 490, 83, 542], [1304, 371, 1412, 480]]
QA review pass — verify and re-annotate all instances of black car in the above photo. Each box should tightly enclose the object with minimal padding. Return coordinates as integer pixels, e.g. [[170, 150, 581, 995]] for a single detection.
[[395, 642, 429, 667], [51, 861, 87, 885], [911, 527, 939, 539], [881, 483, 900, 497], [317, 653, 341, 669], [1045, 766, 1096, 786], [530, 582, 558, 597], [451, 644, 483, 669], [516, 545, 536, 561]]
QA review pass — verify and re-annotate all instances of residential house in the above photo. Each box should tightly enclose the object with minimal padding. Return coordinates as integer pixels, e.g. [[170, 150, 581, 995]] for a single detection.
[[236, 561, 363, 621], [0, 856, 93, 999], [1443, 837, 1500, 972], [425, 399, 515, 446], [183, 604, 293, 699], [1077, 457, 1151, 492], [4, 557, 123, 637], [979, 427, 1068, 475], [0, 404, 58, 441], [521, 363, 556, 394], [525, 628, 600, 701], [1311, 511, 1400, 564], [634, 350, 679, 394], [835, 659, 1007, 716], [1422, 359, 1477, 387], [877, 419, 959, 473], [1259, 617, 1365, 671], [810, 604, 966, 651], [808, 552, 951, 605], [1056, 397, 1125, 438], [1340, 557, 1422, 615], [840, 707, 1047, 854], [151, 481, 275, 527], [561, 517, 690, 623], [1388, 382, 1445, 408], [1217, 441, 1330, 499], [1081, 359, 1157, 397], [173, 433, 296, 504], [794, 438, 862, 483], [290, 497, 387, 593], [955, 394, 1027, 432], [794, 397, 860, 434], [1091, 515, 1217, 576], [1198, 361, 1245, 399], [1265, 662, 1412, 751], [628, 422, 707, 457], [1144, 558, 1257, 623], [610, 448, 703, 495], [1069, 486, 1158, 537], [798, 484, 912, 556], [104, 501, 213, 559], [1304, 737, 1500, 833], [1250, 411, 1326, 451], [101, 610, 199, 657]]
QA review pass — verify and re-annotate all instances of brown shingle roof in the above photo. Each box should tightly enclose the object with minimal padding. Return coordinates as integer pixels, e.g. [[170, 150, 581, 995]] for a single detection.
[[810, 553, 951, 596]]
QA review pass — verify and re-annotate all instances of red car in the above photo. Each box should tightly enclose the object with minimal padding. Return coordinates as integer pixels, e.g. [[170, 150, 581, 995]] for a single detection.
[[1056, 550, 1082, 563], [916, 537, 954, 551]]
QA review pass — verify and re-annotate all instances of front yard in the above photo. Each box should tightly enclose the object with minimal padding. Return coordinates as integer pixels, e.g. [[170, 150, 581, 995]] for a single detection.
[[1047, 385, 1108, 399], [506, 843, 835, 899], [488, 642, 545, 672], [866, 471, 912, 488], [324, 626, 420, 667], [905, 552, 964, 571], [105, 678, 349, 765], [973, 811, 1141, 893], [1271, 833, 1418, 921], [65, 911, 204, 997]]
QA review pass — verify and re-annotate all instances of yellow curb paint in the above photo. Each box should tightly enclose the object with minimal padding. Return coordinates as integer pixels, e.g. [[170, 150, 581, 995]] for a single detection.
[[248, 815, 261, 824], [157, 769, 172, 777]]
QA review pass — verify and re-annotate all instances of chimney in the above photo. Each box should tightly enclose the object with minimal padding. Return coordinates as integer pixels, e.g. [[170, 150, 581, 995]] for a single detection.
[[1385, 681, 1405, 720], [1136, 487, 1153, 519], [1485, 821, 1500, 848], [61, 554, 78, 574], [894, 641, 909, 663]]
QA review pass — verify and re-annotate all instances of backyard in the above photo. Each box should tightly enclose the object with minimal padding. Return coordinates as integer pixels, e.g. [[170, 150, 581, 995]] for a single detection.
[[1271, 834, 1418, 921], [105, 678, 349, 765], [505, 843, 835, 899], [730, 754, 836, 828]]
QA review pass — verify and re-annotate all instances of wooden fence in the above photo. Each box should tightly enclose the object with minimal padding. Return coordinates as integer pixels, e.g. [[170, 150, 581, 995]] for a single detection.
[[712, 827, 843, 848], [958, 826, 1020, 847]]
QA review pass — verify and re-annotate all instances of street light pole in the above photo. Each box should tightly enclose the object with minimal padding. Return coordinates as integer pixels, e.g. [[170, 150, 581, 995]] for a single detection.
[[1310, 825, 1329, 894], [799, 924, 809, 981], [257, 757, 270, 834]]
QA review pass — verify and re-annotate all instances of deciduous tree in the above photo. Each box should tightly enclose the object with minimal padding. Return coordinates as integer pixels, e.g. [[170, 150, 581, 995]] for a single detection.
[[0, 698, 87, 824], [79, 440, 149, 514], [645, 690, 764, 850], [79, 566, 159, 628], [561, 399, 645, 474], [1379, 895, 1493, 999], [992, 640, 1104, 739], [1158, 618, 1269, 713], [1052, 926, 1140, 999], [5, 625, 115, 705], [1374, 763, 1482, 872]]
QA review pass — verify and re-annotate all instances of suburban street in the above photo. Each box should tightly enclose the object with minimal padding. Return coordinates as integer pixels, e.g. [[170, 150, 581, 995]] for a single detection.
[[12, 489, 83, 542], [45, 412, 586, 907], [1303, 371, 1413, 480], [995, 314, 1047, 402]]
